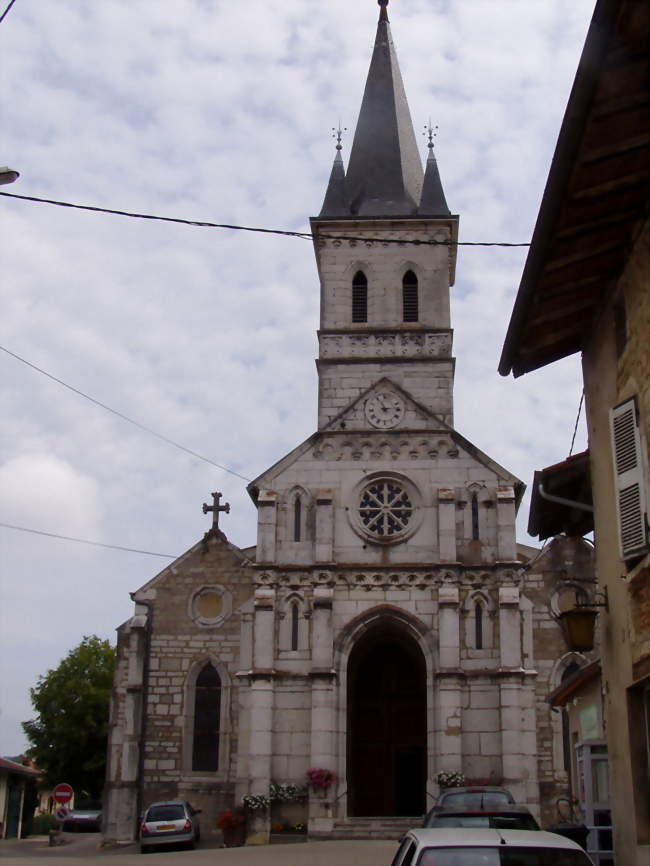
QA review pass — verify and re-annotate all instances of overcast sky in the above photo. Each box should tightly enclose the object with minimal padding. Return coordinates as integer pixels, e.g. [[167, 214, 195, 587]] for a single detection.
[[0, 0, 594, 756]]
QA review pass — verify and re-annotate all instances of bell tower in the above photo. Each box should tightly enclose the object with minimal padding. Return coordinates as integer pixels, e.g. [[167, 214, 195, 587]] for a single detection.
[[310, 0, 459, 431]]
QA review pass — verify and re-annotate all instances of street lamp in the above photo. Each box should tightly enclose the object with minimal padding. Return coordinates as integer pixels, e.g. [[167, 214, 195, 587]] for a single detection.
[[558, 588, 609, 652], [0, 166, 20, 185]]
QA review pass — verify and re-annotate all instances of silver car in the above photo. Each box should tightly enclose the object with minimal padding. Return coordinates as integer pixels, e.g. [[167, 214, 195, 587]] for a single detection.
[[390, 828, 594, 865], [139, 800, 201, 854]]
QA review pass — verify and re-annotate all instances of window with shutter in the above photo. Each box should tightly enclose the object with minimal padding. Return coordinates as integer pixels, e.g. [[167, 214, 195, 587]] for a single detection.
[[609, 396, 648, 560]]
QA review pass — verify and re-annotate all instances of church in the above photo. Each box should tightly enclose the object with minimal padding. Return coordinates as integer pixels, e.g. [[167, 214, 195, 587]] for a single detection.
[[103, 0, 592, 844]]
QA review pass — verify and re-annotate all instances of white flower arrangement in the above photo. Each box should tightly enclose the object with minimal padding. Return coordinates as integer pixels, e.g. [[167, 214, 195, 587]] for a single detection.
[[269, 782, 308, 803], [437, 771, 466, 788], [241, 793, 270, 811]]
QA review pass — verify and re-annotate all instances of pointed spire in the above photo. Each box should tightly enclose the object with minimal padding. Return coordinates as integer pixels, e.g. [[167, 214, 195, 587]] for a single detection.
[[419, 122, 450, 215], [320, 126, 348, 216], [320, 2, 424, 218]]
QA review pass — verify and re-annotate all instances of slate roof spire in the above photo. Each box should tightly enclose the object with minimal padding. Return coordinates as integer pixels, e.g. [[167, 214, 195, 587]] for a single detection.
[[319, 0, 449, 219], [420, 122, 450, 215]]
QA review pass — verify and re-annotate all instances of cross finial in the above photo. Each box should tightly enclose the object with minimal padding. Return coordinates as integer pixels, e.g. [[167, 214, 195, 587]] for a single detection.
[[423, 120, 439, 152], [378, 0, 389, 23], [202, 491, 230, 530], [331, 123, 347, 152]]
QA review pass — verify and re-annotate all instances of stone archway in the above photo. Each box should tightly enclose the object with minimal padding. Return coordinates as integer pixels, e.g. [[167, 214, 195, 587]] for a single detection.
[[347, 621, 427, 816]]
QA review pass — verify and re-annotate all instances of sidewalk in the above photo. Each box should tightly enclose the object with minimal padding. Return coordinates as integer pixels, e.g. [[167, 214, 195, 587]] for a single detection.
[[0, 835, 397, 865]]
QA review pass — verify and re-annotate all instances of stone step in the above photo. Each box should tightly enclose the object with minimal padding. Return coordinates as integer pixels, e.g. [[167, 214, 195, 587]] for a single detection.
[[323, 817, 421, 840]]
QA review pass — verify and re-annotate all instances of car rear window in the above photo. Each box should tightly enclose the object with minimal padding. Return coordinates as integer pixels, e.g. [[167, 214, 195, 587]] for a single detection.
[[146, 805, 185, 821], [417, 847, 593, 866], [439, 792, 512, 809], [428, 815, 539, 831]]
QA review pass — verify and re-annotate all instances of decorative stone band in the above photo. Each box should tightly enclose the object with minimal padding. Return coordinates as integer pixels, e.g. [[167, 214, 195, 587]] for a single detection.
[[253, 566, 525, 590], [319, 330, 452, 360], [312, 434, 458, 461]]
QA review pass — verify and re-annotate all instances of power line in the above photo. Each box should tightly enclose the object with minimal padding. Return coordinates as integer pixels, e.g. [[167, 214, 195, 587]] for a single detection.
[[0, 0, 18, 25], [0, 521, 176, 558], [0, 191, 532, 248], [0, 344, 252, 483], [569, 389, 585, 457]]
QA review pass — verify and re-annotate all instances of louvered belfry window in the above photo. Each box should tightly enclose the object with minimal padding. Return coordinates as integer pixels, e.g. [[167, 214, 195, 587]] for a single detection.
[[610, 396, 648, 560], [403, 270, 418, 322], [192, 662, 221, 771], [352, 271, 368, 323]]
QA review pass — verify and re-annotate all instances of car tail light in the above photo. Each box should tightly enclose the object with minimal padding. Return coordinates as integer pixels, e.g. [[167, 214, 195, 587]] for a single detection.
[[140, 823, 150, 836], [183, 819, 191, 831]]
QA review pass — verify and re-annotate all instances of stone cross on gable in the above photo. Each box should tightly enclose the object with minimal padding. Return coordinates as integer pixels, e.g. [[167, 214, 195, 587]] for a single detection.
[[202, 491, 230, 530]]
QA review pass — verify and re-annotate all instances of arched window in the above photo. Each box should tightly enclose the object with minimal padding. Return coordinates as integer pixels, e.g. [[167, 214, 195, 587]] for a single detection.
[[192, 662, 221, 771], [402, 270, 418, 322], [352, 271, 368, 323], [471, 493, 480, 540], [293, 496, 302, 542], [474, 601, 484, 649], [291, 602, 300, 651]]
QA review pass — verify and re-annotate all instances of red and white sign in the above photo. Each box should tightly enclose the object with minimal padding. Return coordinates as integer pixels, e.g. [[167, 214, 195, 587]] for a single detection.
[[52, 783, 73, 805], [55, 805, 70, 823]]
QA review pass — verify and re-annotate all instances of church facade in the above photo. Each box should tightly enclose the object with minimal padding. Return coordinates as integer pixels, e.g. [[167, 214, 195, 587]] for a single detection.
[[103, 2, 591, 844]]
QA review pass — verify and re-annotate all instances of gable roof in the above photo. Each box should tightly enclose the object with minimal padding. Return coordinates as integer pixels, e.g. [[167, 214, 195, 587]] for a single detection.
[[499, 0, 650, 378]]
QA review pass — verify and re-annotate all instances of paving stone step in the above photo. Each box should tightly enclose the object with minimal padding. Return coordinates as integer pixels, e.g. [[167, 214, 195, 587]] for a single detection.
[[321, 817, 421, 840]]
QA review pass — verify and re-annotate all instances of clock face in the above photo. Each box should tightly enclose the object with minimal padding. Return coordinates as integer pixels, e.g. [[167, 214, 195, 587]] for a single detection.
[[365, 391, 405, 429]]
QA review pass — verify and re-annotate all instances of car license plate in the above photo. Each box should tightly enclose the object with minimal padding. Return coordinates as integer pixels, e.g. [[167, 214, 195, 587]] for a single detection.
[[158, 824, 175, 831]]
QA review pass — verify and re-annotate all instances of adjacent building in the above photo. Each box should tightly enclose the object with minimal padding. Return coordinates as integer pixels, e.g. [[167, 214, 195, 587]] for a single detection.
[[500, 0, 650, 862]]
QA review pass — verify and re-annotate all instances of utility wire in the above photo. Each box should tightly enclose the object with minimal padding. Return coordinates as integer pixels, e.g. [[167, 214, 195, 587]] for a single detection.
[[0, 521, 176, 558], [0, 191, 532, 248], [569, 390, 585, 457], [0, 0, 18, 25], [0, 344, 252, 483]]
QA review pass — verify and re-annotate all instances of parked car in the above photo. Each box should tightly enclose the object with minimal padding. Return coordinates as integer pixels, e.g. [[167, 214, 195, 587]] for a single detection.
[[390, 828, 594, 866], [139, 800, 201, 853], [62, 801, 102, 832], [435, 786, 516, 810], [423, 804, 540, 831]]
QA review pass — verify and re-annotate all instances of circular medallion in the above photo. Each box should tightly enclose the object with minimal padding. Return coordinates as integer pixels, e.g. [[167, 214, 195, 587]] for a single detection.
[[364, 391, 405, 429]]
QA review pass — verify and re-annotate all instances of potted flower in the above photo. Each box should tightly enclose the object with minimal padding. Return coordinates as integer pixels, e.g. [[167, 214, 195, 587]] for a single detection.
[[215, 808, 245, 847], [306, 767, 334, 794], [437, 771, 466, 789]]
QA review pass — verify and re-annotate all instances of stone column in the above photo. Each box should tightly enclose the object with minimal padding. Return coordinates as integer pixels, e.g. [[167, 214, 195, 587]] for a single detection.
[[498, 585, 528, 803], [256, 491, 277, 563], [246, 587, 275, 845], [496, 486, 517, 560], [315, 491, 334, 563], [438, 489, 457, 561], [435, 585, 462, 785], [309, 586, 336, 836]]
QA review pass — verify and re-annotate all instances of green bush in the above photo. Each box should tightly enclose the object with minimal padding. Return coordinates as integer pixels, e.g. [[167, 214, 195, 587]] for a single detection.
[[31, 813, 58, 835]]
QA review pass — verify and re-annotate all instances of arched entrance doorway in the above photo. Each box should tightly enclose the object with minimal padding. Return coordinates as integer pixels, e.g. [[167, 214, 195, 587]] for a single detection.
[[347, 621, 427, 816]]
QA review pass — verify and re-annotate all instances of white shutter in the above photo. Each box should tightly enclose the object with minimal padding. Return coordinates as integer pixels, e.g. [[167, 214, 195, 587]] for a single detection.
[[609, 397, 648, 560]]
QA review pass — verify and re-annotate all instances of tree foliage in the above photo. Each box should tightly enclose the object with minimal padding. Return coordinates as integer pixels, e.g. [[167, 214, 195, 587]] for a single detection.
[[22, 635, 115, 799]]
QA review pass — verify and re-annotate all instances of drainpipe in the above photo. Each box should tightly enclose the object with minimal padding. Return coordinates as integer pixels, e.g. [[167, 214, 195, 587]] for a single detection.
[[537, 483, 593, 513]]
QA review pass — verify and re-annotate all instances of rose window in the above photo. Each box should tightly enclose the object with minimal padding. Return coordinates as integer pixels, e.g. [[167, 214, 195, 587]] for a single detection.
[[359, 478, 414, 539]]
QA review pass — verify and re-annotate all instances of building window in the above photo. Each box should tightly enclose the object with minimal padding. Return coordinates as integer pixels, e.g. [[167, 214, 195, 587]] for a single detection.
[[352, 271, 368, 323], [402, 270, 418, 322], [471, 493, 480, 540], [609, 396, 648, 560], [291, 602, 300, 651], [293, 496, 302, 542], [192, 663, 221, 771], [359, 477, 413, 540], [474, 601, 483, 649]]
